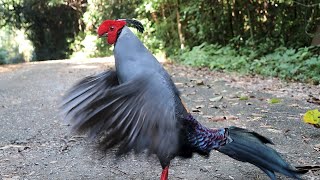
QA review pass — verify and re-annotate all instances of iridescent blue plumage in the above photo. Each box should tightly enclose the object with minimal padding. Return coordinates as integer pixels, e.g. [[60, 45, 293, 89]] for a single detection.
[[178, 114, 229, 157]]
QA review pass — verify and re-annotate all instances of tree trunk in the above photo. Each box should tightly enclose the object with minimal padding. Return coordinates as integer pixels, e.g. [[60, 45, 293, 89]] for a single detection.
[[176, 0, 185, 49], [226, 0, 234, 38], [161, 4, 166, 20], [311, 25, 320, 46], [246, 4, 254, 43]]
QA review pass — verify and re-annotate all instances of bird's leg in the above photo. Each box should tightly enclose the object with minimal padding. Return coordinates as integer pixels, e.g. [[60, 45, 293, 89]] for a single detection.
[[160, 165, 169, 180]]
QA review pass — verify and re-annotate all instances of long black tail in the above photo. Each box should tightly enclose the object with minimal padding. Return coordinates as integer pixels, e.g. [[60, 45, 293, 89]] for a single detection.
[[218, 127, 307, 180]]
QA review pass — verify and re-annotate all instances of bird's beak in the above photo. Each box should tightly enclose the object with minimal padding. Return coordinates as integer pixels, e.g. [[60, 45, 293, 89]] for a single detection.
[[99, 33, 108, 38]]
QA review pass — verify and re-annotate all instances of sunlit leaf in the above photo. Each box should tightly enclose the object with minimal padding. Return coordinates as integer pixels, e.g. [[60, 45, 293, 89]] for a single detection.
[[269, 98, 281, 104], [303, 109, 320, 128], [239, 96, 249, 100], [209, 96, 223, 102]]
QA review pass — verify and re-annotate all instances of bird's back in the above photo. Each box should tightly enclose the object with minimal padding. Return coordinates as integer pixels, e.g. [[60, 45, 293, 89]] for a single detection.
[[114, 27, 170, 83]]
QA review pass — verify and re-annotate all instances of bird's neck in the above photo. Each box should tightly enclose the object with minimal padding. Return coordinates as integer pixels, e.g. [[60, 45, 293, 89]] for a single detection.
[[184, 114, 229, 152], [114, 26, 163, 82]]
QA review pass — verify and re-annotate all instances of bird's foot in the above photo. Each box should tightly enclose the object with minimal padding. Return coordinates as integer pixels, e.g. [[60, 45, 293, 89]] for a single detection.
[[160, 166, 169, 180]]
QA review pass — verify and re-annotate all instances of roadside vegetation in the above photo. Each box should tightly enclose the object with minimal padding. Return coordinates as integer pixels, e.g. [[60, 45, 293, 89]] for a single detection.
[[180, 43, 320, 84], [1, 0, 319, 83]]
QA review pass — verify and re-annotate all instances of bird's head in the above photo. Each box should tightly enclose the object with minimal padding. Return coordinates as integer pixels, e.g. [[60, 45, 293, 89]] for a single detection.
[[97, 19, 144, 45]]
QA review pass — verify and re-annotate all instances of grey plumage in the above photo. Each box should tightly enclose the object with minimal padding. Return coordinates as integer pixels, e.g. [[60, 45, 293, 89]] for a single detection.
[[63, 26, 182, 160], [61, 22, 307, 179]]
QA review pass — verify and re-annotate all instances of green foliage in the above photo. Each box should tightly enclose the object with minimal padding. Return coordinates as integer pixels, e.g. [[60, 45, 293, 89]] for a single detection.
[[0, 48, 8, 64], [179, 43, 320, 84], [252, 46, 320, 84], [0, 47, 24, 64], [69, 0, 142, 58], [180, 43, 250, 74], [1, 0, 84, 60], [129, 18, 166, 57], [1, 0, 319, 87], [0, 25, 32, 64]]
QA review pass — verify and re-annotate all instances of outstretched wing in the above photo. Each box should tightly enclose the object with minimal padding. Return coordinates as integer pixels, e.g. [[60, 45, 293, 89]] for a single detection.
[[61, 70, 119, 122], [61, 71, 179, 158], [61, 70, 119, 123]]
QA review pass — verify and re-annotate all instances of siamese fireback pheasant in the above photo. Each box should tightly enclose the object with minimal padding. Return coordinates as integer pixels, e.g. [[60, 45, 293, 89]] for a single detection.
[[61, 19, 306, 180]]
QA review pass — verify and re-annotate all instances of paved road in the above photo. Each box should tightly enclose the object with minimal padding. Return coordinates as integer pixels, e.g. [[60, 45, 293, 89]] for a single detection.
[[0, 58, 319, 180]]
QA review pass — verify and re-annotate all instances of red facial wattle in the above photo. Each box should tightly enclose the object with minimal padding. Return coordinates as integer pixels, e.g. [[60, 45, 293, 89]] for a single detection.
[[97, 20, 126, 44]]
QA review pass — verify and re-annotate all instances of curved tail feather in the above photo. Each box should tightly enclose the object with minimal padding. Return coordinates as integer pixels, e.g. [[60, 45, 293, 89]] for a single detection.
[[218, 127, 306, 179]]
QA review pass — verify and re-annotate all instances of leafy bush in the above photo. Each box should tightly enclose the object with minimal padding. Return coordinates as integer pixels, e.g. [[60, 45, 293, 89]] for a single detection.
[[0, 48, 8, 64], [179, 44, 320, 84], [0, 26, 34, 64], [180, 43, 250, 74], [69, 0, 142, 58], [252, 46, 320, 84], [1, 0, 84, 61]]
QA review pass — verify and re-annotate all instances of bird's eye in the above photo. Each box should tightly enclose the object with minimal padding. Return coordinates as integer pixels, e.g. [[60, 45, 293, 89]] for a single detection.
[[110, 26, 115, 31]]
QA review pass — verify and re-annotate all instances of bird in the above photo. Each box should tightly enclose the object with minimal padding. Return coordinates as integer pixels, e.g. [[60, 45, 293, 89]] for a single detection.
[[61, 19, 307, 180]]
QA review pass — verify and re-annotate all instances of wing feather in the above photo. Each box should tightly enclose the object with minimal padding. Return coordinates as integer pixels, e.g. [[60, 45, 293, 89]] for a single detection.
[[61, 71, 179, 158]]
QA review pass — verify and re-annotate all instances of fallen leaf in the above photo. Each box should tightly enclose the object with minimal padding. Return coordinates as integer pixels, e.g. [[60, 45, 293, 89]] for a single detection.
[[288, 104, 299, 107], [260, 125, 273, 128], [194, 98, 205, 102], [192, 108, 201, 112], [195, 105, 205, 109], [267, 128, 282, 133], [186, 91, 196, 96], [190, 79, 205, 86], [196, 80, 204, 85], [303, 109, 320, 128], [247, 117, 262, 121], [229, 94, 239, 99], [0, 145, 28, 150], [208, 116, 238, 122], [284, 129, 291, 133], [209, 96, 223, 102], [208, 116, 226, 122], [209, 105, 220, 109], [295, 165, 320, 171], [251, 113, 263, 117], [174, 82, 184, 86], [239, 96, 249, 100], [227, 115, 239, 120], [307, 96, 320, 105], [268, 98, 281, 104]]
